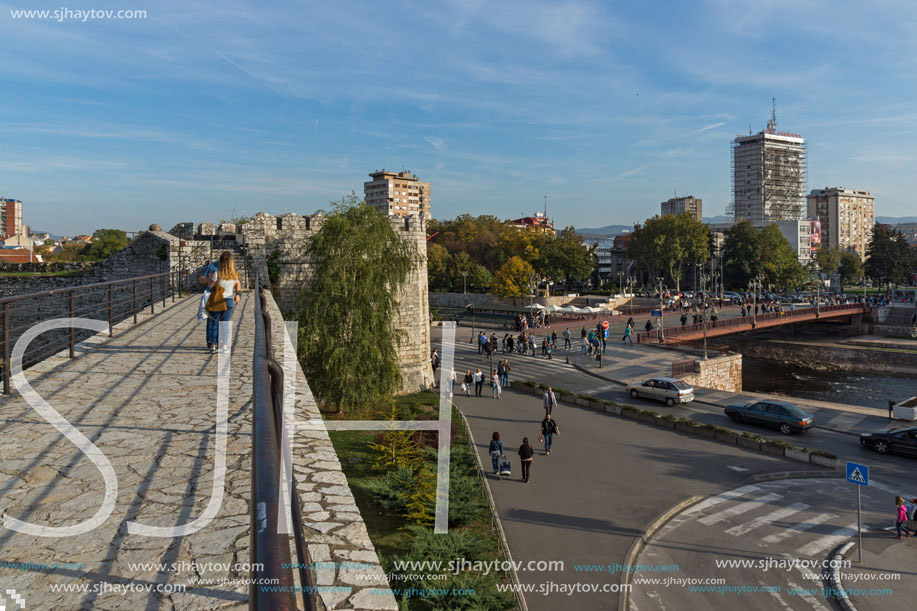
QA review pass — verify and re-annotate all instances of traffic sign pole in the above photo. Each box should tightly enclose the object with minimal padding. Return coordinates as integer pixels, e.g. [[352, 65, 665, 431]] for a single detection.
[[857, 486, 862, 563]]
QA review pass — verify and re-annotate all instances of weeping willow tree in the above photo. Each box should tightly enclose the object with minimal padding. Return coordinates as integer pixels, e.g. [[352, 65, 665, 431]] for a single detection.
[[296, 196, 416, 413]]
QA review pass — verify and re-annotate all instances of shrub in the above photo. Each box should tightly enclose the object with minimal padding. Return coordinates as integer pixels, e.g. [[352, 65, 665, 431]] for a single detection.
[[365, 467, 416, 513]]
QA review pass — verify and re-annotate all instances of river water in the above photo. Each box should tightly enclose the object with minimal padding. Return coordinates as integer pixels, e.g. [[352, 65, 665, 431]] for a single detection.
[[742, 357, 917, 410]]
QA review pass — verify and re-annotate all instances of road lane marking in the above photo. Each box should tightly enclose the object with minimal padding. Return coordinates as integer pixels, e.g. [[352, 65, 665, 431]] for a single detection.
[[762, 513, 837, 545], [724, 502, 810, 537], [727, 465, 749, 472], [765, 584, 793, 610], [794, 522, 858, 557], [682, 485, 762, 516], [698, 492, 783, 526]]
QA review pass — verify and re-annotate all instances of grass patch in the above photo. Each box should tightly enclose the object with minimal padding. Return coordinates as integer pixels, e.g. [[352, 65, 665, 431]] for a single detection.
[[328, 390, 516, 610]]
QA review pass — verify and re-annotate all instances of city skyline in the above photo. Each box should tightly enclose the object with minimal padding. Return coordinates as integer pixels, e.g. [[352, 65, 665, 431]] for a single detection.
[[3, 1, 916, 234]]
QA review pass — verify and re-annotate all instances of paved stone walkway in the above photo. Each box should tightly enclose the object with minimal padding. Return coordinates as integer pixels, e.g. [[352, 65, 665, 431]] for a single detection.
[[0, 292, 397, 611]]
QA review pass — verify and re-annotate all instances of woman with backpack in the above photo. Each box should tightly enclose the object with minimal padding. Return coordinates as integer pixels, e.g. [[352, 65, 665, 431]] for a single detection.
[[206, 251, 242, 354]]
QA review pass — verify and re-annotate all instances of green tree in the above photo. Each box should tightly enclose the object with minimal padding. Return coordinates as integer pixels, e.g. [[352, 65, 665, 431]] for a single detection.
[[367, 403, 421, 471], [80, 229, 128, 261], [404, 465, 436, 526], [295, 197, 415, 413], [491, 256, 535, 298], [627, 213, 709, 291], [723, 222, 805, 289], [814, 246, 842, 275], [865, 223, 912, 288], [541, 226, 595, 290], [837, 251, 864, 286], [427, 242, 452, 291]]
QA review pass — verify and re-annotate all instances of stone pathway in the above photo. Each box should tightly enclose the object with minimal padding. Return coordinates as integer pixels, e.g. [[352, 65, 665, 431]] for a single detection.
[[0, 292, 397, 610]]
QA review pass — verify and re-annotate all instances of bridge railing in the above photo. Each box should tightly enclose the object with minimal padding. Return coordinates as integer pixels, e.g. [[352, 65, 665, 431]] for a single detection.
[[636, 303, 865, 344], [0, 271, 187, 394], [250, 271, 316, 610]]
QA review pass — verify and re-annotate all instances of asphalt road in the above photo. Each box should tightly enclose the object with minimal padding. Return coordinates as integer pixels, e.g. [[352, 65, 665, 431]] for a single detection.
[[629, 477, 916, 611], [438, 326, 917, 493], [454, 388, 807, 611]]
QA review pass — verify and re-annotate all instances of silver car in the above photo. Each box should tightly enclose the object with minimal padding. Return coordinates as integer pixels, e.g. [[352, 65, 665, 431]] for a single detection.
[[626, 377, 694, 406]]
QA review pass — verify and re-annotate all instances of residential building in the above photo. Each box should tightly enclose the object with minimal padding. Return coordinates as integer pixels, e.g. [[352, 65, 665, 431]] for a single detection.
[[806, 187, 874, 261], [363, 170, 432, 220], [0, 198, 23, 239], [731, 121, 807, 222], [2, 233, 33, 250], [710, 219, 814, 265], [594, 233, 633, 283], [0, 246, 40, 262], [508, 211, 555, 235], [661, 196, 702, 220]]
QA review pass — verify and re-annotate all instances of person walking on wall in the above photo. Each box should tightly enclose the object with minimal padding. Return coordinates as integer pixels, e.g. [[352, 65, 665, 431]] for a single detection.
[[543, 386, 557, 416], [489, 432, 504, 475], [198, 259, 219, 351], [519, 437, 534, 483], [540, 413, 559, 455], [206, 251, 241, 354]]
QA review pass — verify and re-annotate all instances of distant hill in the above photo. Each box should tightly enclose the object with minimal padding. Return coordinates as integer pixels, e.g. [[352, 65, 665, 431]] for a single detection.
[[576, 225, 633, 239], [878, 216, 917, 224], [703, 215, 732, 224]]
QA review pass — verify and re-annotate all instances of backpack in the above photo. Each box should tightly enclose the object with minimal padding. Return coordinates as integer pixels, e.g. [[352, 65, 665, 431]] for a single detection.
[[206, 273, 228, 312]]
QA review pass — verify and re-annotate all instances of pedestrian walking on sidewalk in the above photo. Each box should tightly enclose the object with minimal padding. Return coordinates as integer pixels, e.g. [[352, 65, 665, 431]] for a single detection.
[[448, 367, 456, 395], [489, 432, 504, 475], [896, 496, 913, 539], [543, 387, 557, 416], [551, 329, 557, 348], [473, 368, 484, 397], [540, 414, 559, 454], [519, 437, 534, 483], [680, 313, 687, 326], [622, 325, 633, 345], [645, 319, 653, 333], [563, 328, 571, 350], [492, 370, 501, 398], [463, 370, 473, 397], [502, 359, 511, 387]]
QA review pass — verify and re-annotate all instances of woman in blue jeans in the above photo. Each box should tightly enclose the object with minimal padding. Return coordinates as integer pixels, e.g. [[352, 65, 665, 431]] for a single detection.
[[488, 432, 503, 475], [207, 251, 242, 354]]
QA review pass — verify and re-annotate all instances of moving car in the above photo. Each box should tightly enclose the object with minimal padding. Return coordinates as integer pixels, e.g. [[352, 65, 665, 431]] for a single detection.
[[724, 400, 814, 434], [860, 427, 917, 457], [626, 377, 694, 407]]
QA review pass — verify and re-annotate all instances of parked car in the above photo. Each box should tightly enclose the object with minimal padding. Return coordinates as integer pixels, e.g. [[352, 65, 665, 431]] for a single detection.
[[722, 291, 742, 303], [860, 427, 917, 457], [724, 400, 814, 434], [626, 377, 694, 406]]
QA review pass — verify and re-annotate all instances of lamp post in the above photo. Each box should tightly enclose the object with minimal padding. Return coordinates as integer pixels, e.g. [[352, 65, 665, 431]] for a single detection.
[[656, 276, 666, 342], [462, 271, 467, 294], [626, 276, 636, 317], [748, 273, 763, 329], [698, 274, 709, 360]]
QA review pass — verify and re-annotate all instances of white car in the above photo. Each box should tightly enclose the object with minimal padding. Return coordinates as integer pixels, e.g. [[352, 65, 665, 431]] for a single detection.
[[626, 377, 694, 407]]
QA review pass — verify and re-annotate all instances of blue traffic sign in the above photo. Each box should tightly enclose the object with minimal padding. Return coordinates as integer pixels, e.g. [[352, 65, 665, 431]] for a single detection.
[[846, 461, 869, 487], [651, 309, 663, 317]]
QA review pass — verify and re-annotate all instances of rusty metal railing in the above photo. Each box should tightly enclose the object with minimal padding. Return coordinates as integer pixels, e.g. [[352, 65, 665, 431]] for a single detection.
[[250, 271, 316, 610]]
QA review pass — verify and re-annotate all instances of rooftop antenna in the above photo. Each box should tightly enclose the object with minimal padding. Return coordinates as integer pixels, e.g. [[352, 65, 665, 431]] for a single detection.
[[766, 97, 777, 131]]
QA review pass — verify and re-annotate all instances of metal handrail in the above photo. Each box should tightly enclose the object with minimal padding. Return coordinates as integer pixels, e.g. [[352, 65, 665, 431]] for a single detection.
[[250, 271, 315, 610], [0, 270, 187, 393]]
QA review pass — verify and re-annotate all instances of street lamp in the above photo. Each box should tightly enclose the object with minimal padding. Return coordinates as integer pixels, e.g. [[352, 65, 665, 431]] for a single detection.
[[698, 274, 709, 360], [462, 271, 467, 294], [626, 276, 637, 317], [748, 273, 764, 329], [656, 276, 666, 342]]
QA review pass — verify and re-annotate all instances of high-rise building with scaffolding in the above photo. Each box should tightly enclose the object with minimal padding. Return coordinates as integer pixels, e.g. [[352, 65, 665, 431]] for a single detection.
[[730, 110, 807, 222]]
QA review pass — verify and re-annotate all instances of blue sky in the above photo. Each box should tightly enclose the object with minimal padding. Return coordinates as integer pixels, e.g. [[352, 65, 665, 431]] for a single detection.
[[1, 0, 916, 234]]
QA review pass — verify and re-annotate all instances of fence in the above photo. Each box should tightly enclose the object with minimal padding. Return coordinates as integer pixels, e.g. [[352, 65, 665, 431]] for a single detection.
[[636, 303, 866, 344], [671, 359, 697, 377], [250, 272, 316, 610], [0, 271, 189, 394]]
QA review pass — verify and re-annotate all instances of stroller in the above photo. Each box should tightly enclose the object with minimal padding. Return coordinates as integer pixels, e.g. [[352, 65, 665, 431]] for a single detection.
[[499, 457, 512, 479]]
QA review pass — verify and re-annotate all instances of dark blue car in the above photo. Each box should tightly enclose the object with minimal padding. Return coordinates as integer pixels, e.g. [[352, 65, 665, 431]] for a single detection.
[[724, 400, 814, 435]]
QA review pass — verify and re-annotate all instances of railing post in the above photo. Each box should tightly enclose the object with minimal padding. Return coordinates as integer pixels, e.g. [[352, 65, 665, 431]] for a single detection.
[[162, 274, 166, 308], [108, 284, 113, 337], [3, 302, 9, 394], [133, 279, 138, 324], [69, 292, 75, 358], [171, 272, 175, 303], [150, 276, 155, 315]]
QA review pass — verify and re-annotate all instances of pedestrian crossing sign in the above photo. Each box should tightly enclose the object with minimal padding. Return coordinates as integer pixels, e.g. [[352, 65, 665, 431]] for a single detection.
[[846, 461, 869, 486]]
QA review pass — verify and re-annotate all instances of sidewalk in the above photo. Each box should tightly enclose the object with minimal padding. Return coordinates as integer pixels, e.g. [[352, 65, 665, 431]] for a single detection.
[[836, 529, 917, 611]]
